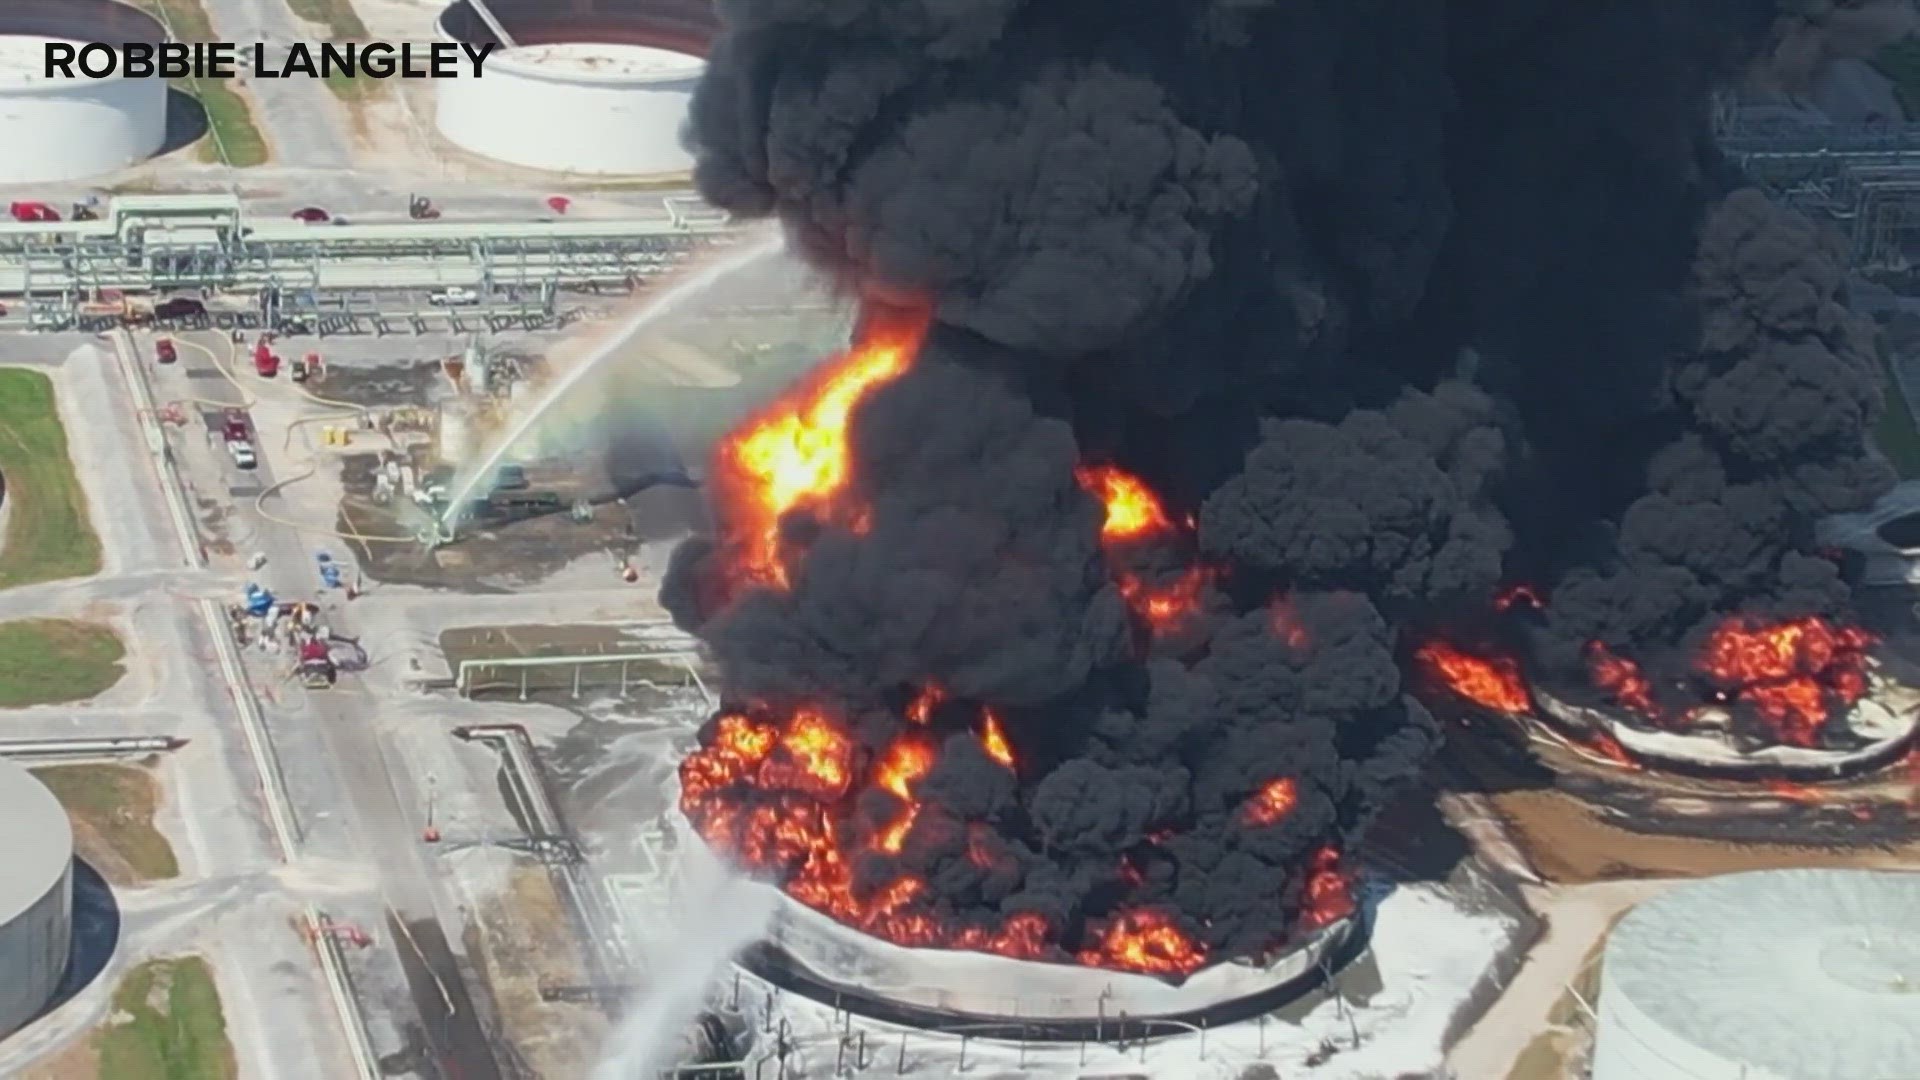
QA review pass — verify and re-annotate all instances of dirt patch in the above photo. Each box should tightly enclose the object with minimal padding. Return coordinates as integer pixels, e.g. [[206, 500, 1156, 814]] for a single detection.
[[1489, 788, 1920, 881], [34, 763, 179, 886], [467, 866, 608, 1078], [17, 1035, 102, 1080]]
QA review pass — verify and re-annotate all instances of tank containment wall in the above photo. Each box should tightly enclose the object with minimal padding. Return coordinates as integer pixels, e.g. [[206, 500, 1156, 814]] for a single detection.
[[1592, 868, 1920, 1080], [0, 757, 76, 1037], [0, 1, 169, 182]]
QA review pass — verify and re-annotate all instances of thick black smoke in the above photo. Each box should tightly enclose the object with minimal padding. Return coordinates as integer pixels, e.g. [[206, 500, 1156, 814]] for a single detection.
[[664, 0, 1893, 969]]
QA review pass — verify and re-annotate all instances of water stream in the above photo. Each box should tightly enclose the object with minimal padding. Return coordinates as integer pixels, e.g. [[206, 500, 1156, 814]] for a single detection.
[[439, 229, 786, 536], [590, 842, 776, 1079]]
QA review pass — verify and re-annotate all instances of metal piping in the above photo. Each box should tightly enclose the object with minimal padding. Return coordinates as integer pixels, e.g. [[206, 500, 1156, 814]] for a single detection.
[[452, 724, 626, 1008], [0, 736, 184, 759], [465, 0, 519, 48]]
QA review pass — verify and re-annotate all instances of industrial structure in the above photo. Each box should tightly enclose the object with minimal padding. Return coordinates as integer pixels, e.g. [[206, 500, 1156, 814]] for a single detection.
[[667, 810, 1355, 1034], [0, 757, 74, 1038], [0, 194, 736, 331], [1592, 868, 1920, 1080], [1716, 110, 1920, 268], [436, 0, 717, 176], [0, 1, 168, 183]]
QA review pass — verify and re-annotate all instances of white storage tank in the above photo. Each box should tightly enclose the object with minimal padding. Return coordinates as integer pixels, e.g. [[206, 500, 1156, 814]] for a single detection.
[[1592, 868, 1920, 1080], [0, 757, 75, 1037], [0, 1, 169, 183], [435, 0, 715, 176]]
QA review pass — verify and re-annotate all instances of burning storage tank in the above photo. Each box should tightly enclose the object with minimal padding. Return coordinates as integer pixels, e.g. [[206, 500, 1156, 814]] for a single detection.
[[661, 0, 1900, 1034], [0, 0, 168, 183], [0, 757, 75, 1037], [434, 0, 714, 176], [1592, 869, 1920, 1080]]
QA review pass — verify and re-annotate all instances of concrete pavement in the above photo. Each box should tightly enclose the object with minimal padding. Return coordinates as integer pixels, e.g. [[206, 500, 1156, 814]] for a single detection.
[[0, 345, 350, 1079]]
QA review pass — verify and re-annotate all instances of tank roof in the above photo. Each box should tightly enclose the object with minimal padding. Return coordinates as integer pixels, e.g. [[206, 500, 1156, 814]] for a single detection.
[[0, 758, 74, 925], [1604, 868, 1920, 1080]]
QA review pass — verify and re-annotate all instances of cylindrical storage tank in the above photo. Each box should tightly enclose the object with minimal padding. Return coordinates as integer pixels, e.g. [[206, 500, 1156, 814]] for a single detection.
[[0, 0, 168, 183], [1593, 868, 1920, 1080], [435, 0, 716, 176], [0, 757, 75, 1037]]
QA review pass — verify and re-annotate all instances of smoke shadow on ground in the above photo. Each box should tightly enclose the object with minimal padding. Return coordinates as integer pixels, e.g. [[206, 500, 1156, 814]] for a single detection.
[[158, 90, 210, 157], [1356, 778, 1475, 885], [39, 858, 120, 1015]]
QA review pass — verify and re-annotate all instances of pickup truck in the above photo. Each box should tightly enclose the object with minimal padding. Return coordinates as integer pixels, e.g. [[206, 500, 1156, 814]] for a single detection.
[[428, 287, 479, 307]]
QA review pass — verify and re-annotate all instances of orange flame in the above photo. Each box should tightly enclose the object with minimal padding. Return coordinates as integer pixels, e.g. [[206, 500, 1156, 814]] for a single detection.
[[1584, 728, 1641, 770], [1414, 641, 1531, 714], [1241, 777, 1299, 826], [1076, 464, 1173, 541], [906, 684, 945, 724], [1298, 847, 1354, 930], [1118, 566, 1215, 633], [1695, 615, 1876, 747], [873, 737, 935, 853], [1076, 908, 1205, 976], [1494, 583, 1544, 612], [1585, 642, 1660, 720], [979, 711, 1015, 769], [713, 306, 929, 589]]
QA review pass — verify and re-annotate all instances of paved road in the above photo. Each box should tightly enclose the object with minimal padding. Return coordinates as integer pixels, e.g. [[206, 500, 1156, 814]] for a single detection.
[[160, 338, 509, 1080], [195, 0, 357, 171]]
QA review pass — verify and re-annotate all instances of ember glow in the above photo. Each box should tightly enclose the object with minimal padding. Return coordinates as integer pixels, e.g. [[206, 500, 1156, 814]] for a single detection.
[[711, 306, 929, 589], [1242, 777, 1299, 827], [1414, 641, 1532, 715]]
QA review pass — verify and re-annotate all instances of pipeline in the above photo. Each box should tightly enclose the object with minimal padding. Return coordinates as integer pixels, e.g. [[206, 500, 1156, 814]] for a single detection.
[[0, 736, 185, 759], [451, 723, 627, 1010]]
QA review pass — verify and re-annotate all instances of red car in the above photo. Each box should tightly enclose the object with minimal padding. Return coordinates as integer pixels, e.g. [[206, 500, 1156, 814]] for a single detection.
[[221, 409, 249, 444], [8, 201, 59, 222], [155, 338, 177, 364], [253, 340, 280, 378], [290, 206, 331, 223]]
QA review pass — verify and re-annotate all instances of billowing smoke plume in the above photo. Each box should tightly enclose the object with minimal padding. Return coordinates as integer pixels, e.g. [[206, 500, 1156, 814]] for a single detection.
[[663, 0, 1892, 973]]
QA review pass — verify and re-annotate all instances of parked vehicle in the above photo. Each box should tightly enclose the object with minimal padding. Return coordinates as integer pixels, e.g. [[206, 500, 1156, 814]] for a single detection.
[[229, 440, 258, 469], [155, 338, 177, 364], [428, 286, 479, 307], [492, 464, 528, 490], [8, 201, 59, 222], [152, 296, 206, 321], [220, 409, 249, 443]]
